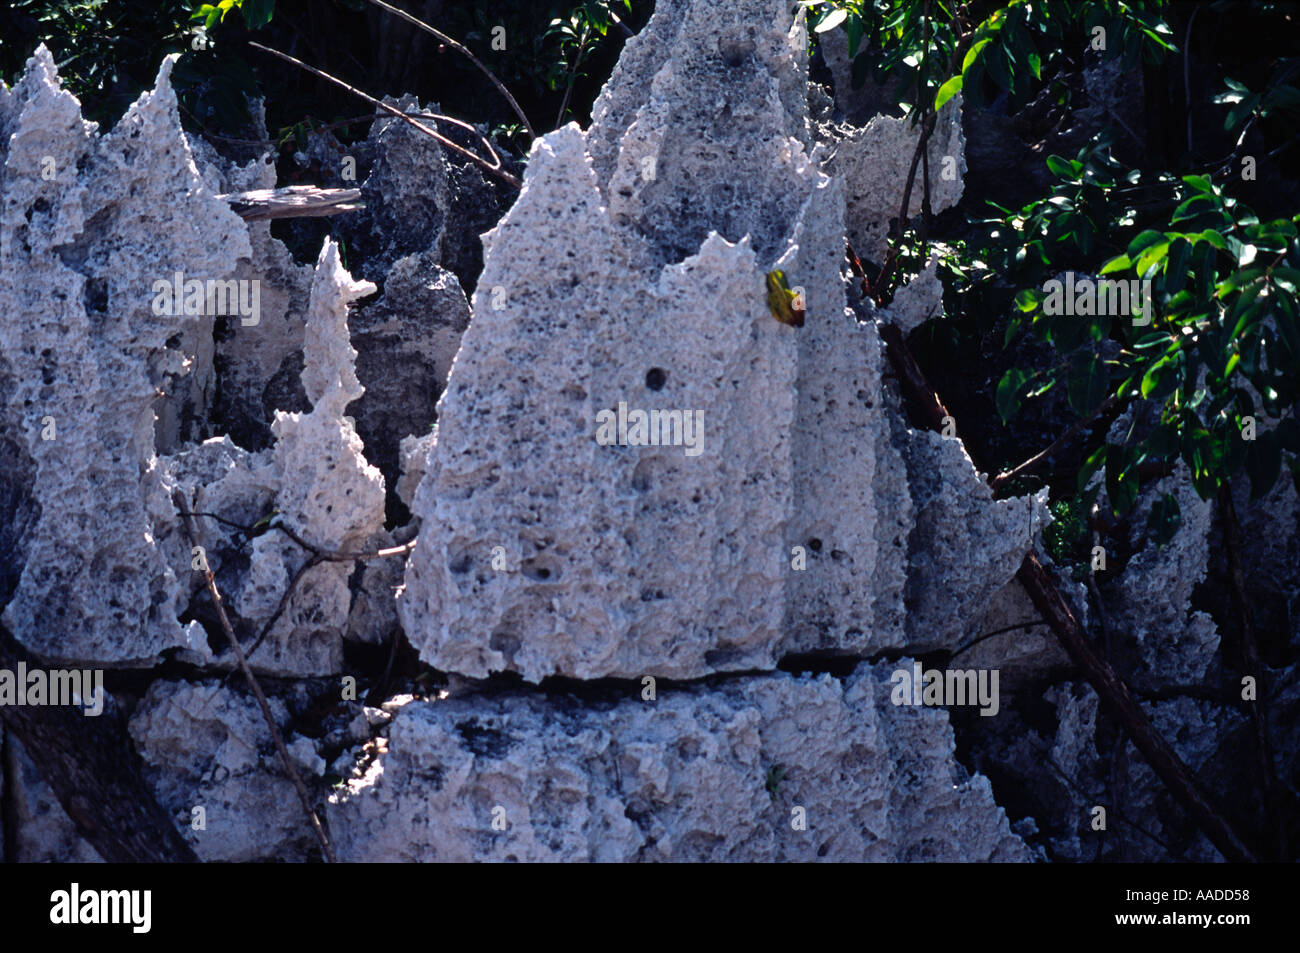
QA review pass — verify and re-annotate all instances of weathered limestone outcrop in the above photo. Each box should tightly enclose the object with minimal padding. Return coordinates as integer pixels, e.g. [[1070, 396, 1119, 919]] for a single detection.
[[0, 50, 249, 664], [329, 661, 1029, 862], [2, 0, 1078, 863], [398, 0, 1039, 684], [162, 240, 385, 676], [371, 0, 1038, 861]]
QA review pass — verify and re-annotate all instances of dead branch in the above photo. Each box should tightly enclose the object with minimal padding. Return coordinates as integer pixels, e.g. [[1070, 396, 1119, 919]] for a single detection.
[[248, 41, 522, 190], [221, 186, 363, 222], [172, 490, 338, 864], [363, 0, 536, 140]]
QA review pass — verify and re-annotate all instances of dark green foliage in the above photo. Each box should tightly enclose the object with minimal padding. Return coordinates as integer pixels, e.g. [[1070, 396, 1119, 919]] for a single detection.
[[815, 0, 1300, 539]]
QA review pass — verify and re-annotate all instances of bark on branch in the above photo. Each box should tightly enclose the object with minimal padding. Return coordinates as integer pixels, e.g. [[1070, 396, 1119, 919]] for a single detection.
[[0, 626, 199, 863]]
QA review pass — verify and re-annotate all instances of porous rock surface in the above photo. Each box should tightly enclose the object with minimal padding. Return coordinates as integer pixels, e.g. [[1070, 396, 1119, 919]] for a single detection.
[[128, 679, 318, 862], [0, 0, 1101, 864], [0, 50, 248, 664], [161, 240, 385, 677], [329, 660, 1029, 862], [399, 0, 1040, 683]]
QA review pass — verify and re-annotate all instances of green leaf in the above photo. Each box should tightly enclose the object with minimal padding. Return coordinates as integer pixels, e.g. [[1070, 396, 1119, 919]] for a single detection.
[[1134, 240, 1171, 279], [240, 0, 275, 29], [963, 38, 992, 75], [987, 42, 1013, 91], [1099, 254, 1132, 275], [1127, 229, 1168, 257], [815, 8, 848, 32], [935, 75, 963, 111], [1106, 444, 1140, 517], [1079, 442, 1108, 492], [1046, 154, 1078, 179], [1194, 229, 1228, 251], [996, 367, 1032, 422], [1172, 194, 1219, 223], [1245, 430, 1282, 499], [1068, 350, 1110, 417], [1163, 237, 1191, 296], [1014, 288, 1042, 312], [1141, 350, 1181, 400], [1271, 266, 1300, 293]]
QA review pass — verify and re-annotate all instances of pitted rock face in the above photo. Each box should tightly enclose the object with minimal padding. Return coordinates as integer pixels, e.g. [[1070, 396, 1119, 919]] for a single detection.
[[0, 50, 250, 663], [398, 0, 1042, 683], [327, 661, 1031, 863]]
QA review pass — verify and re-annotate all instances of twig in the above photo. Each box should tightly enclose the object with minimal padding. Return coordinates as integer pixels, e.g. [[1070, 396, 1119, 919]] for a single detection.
[[989, 394, 1123, 493], [949, 619, 1049, 662], [555, 26, 591, 129], [182, 508, 414, 683], [248, 42, 522, 190], [242, 553, 326, 666], [239, 531, 415, 664], [363, 0, 536, 140], [172, 490, 338, 864]]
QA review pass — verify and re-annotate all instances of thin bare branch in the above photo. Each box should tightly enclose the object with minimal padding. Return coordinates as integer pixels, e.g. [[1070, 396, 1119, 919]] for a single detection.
[[363, 0, 536, 140], [989, 394, 1123, 494], [248, 41, 522, 190], [172, 490, 338, 864]]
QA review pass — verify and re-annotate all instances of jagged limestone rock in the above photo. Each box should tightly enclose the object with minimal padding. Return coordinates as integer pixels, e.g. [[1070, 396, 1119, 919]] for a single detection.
[[399, 0, 1029, 682], [128, 680, 317, 862], [0, 49, 249, 664], [348, 250, 470, 521], [328, 660, 1029, 862], [2, 734, 103, 862], [899, 430, 1049, 650], [832, 97, 966, 266], [162, 240, 385, 675], [883, 254, 945, 334], [188, 127, 317, 455]]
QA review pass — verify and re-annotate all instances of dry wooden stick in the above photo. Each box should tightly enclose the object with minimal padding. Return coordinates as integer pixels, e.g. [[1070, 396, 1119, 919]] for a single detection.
[[1018, 552, 1258, 862], [248, 41, 522, 190], [363, 0, 536, 140], [220, 186, 363, 222], [878, 319, 1261, 863], [172, 490, 338, 864]]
